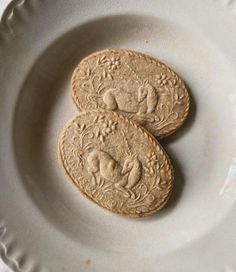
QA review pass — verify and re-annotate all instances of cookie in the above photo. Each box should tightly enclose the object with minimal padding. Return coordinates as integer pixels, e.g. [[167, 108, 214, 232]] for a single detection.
[[58, 110, 174, 217], [71, 49, 190, 138]]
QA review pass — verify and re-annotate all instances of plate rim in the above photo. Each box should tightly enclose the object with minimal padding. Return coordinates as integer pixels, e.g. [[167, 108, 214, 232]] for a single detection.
[[0, 2, 41, 271], [1, 0, 236, 271]]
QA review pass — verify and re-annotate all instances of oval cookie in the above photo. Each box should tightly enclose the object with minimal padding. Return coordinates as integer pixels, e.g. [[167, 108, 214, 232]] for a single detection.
[[58, 110, 174, 217], [71, 49, 190, 138]]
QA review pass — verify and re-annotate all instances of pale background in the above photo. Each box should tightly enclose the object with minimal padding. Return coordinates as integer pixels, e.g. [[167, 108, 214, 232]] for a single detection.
[[0, 0, 12, 271]]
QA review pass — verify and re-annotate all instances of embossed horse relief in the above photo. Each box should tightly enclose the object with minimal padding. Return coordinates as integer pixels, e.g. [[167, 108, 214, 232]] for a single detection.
[[103, 79, 158, 115], [137, 80, 158, 114], [59, 111, 174, 216], [86, 150, 122, 185], [86, 132, 142, 197], [120, 153, 142, 190], [103, 61, 158, 114], [72, 49, 190, 138]]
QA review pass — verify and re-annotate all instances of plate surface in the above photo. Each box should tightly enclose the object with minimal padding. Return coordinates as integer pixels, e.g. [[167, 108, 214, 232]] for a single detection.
[[1, 0, 236, 271]]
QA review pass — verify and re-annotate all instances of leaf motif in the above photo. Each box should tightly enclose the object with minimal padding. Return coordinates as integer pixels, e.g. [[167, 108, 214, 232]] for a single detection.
[[96, 82, 102, 91], [174, 93, 179, 101], [156, 176, 161, 185], [83, 142, 93, 151], [98, 86, 106, 94], [86, 68, 91, 76], [93, 116, 98, 122], [72, 149, 78, 157], [80, 76, 88, 80], [100, 135, 104, 142], [96, 83, 106, 94], [95, 129, 100, 138], [99, 115, 105, 120], [73, 121, 80, 128], [107, 73, 113, 80], [102, 70, 107, 78], [143, 166, 150, 172], [160, 179, 168, 186], [80, 124, 86, 131]]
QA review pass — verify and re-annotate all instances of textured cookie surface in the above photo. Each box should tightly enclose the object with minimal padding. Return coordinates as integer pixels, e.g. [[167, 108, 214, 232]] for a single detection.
[[58, 110, 174, 217], [72, 49, 189, 138]]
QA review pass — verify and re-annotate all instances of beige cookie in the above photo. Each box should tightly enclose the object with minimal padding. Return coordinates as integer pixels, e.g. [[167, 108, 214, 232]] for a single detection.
[[71, 49, 190, 138], [58, 110, 174, 217]]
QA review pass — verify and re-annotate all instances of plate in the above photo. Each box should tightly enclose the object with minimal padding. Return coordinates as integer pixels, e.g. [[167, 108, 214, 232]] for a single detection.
[[1, 0, 236, 271]]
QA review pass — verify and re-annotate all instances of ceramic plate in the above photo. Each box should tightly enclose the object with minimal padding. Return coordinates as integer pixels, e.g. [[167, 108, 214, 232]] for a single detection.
[[1, 0, 236, 271]]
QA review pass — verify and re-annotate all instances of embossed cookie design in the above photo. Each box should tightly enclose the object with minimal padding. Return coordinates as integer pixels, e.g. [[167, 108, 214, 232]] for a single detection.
[[58, 110, 174, 217], [71, 49, 190, 138]]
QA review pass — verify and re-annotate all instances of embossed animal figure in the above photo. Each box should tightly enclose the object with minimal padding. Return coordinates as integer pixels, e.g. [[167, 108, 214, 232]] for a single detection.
[[86, 150, 142, 197], [103, 88, 139, 113], [137, 80, 158, 114], [87, 150, 122, 185], [121, 154, 142, 189], [103, 79, 158, 114]]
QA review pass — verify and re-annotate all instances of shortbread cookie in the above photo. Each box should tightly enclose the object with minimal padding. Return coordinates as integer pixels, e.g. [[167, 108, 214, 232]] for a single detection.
[[71, 49, 189, 138], [58, 110, 174, 217]]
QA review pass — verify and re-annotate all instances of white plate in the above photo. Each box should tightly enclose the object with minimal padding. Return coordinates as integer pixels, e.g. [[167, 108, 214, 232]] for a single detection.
[[1, 0, 236, 271]]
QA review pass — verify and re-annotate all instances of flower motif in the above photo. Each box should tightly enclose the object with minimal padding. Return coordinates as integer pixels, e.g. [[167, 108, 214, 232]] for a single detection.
[[94, 119, 117, 142], [106, 56, 121, 71], [156, 73, 169, 86], [174, 92, 185, 105], [101, 120, 117, 136], [145, 152, 158, 167]]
